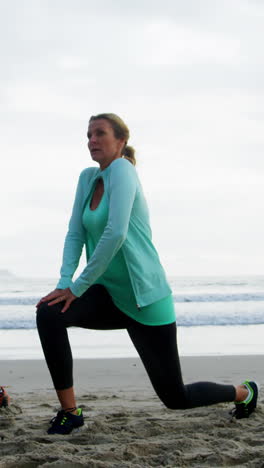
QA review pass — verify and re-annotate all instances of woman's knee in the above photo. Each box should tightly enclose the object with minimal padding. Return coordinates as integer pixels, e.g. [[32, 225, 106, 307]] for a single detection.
[[163, 399, 189, 410], [161, 397, 189, 410], [36, 302, 60, 329], [157, 387, 190, 410]]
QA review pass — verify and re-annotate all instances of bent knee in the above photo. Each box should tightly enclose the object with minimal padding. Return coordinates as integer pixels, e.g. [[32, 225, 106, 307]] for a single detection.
[[158, 390, 190, 410], [36, 301, 59, 327], [163, 400, 189, 410]]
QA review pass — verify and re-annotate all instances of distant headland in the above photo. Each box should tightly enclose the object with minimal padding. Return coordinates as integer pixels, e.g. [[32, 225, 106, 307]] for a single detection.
[[0, 269, 16, 277]]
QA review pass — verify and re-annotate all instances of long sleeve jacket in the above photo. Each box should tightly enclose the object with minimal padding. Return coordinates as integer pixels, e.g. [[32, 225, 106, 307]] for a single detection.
[[56, 158, 171, 307]]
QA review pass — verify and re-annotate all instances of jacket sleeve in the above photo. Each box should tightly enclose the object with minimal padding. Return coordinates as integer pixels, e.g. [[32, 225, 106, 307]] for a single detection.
[[70, 159, 137, 297], [56, 170, 88, 290]]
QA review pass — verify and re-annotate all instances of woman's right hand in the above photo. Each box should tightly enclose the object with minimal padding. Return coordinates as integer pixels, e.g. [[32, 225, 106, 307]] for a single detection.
[[36, 289, 63, 308]]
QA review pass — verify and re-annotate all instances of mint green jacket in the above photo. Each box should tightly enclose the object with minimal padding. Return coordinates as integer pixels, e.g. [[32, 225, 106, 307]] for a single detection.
[[56, 158, 171, 307]]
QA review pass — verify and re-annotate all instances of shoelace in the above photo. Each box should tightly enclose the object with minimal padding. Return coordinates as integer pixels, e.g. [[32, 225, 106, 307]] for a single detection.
[[230, 399, 252, 418], [49, 409, 79, 428], [229, 406, 245, 418], [49, 410, 66, 426]]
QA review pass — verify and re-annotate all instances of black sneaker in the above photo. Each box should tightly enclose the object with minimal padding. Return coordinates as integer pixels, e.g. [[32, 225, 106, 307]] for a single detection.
[[230, 380, 258, 419], [47, 408, 84, 434]]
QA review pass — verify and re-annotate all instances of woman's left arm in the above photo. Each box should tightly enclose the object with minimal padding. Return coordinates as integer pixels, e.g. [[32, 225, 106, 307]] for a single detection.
[[70, 159, 137, 297]]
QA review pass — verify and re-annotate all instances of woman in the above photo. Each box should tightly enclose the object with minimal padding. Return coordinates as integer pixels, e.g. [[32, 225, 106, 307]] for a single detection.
[[36, 113, 258, 435]]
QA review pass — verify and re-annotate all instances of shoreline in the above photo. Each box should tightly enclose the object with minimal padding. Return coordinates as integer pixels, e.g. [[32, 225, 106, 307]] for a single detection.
[[1, 324, 264, 360], [1, 354, 263, 394]]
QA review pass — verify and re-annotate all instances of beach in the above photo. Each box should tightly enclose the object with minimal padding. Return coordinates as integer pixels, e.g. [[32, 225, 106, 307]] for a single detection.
[[1, 275, 264, 466], [0, 355, 263, 467]]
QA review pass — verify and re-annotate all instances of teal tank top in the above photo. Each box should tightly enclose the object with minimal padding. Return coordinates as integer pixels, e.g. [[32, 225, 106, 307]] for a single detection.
[[82, 189, 175, 326]]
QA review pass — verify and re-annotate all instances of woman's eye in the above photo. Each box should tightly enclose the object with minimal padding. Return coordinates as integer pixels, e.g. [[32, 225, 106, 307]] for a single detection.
[[87, 129, 105, 139]]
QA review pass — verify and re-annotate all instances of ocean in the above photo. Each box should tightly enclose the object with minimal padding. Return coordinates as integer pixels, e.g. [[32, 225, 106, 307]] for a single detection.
[[0, 273, 264, 359]]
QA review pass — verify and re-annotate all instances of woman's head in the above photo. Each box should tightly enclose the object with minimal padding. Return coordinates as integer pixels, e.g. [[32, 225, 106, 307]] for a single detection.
[[88, 113, 136, 169]]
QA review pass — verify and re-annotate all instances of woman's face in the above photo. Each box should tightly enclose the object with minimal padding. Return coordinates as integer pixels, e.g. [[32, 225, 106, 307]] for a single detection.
[[87, 119, 125, 170]]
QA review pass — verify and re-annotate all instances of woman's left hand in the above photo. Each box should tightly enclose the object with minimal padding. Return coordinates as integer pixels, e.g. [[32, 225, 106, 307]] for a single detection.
[[39, 288, 77, 313]]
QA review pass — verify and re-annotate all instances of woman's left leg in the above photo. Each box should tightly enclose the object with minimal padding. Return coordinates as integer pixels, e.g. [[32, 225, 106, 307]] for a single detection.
[[127, 321, 236, 409], [36, 284, 133, 415], [36, 284, 132, 433]]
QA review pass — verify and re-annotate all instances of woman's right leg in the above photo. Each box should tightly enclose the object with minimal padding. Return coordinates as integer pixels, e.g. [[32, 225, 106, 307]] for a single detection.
[[127, 321, 236, 409]]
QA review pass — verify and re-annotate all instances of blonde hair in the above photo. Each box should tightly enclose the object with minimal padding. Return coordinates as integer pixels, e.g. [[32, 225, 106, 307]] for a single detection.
[[89, 113, 136, 166]]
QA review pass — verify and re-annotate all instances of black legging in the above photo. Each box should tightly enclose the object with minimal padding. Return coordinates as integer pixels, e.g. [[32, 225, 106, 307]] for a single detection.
[[36, 284, 235, 409]]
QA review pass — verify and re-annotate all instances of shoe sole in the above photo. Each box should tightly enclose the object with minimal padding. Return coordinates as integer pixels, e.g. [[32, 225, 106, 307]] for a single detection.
[[71, 423, 85, 434], [245, 380, 259, 409], [250, 380, 259, 410], [47, 423, 86, 435], [254, 381, 260, 394]]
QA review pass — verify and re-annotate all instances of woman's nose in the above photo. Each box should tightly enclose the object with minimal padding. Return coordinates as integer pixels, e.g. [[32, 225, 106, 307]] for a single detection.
[[89, 134, 97, 144]]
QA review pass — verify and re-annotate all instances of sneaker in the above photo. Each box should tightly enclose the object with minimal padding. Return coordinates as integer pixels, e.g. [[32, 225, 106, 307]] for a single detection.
[[0, 387, 10, 408], [230, 380, 258, 419], [47, 408, 84, 435]]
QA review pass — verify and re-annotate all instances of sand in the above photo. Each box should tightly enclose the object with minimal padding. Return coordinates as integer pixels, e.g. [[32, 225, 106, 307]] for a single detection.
[[0, 355, 263, 467]]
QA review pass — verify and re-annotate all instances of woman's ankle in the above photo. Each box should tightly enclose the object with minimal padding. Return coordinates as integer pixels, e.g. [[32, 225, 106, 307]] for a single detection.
[[56, 386, 77, 413], [64, 406, 78, 415], [235, 384, 249, 402]]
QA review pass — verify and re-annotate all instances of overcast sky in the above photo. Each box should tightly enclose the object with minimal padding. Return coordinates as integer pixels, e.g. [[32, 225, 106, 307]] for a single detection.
[[1, 0, 264, 279]]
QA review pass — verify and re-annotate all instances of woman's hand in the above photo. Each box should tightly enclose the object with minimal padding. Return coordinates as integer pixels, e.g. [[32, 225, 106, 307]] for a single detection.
[[36, 288, 77, 313]]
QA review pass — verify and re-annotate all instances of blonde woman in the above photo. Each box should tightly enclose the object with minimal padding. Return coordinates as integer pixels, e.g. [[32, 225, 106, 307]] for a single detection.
[[36, 113, 258, 434]]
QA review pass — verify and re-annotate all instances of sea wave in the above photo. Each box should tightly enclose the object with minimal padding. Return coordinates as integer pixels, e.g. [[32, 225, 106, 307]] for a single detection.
[[0, 320, 36, 330], [1, 292, 264, 306], [0, 297, 40, 305], [173, 293, 264, 303], [1, 305, 264, 329]]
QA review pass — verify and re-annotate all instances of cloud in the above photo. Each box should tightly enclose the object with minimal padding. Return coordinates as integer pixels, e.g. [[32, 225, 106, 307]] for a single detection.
[[141, 21, 241, 66], [1, 0, 264, 276]]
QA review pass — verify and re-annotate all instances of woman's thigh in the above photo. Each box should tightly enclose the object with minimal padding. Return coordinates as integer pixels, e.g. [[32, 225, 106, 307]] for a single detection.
[[55, 284, 133, 330], [127, 321, 187, 407]]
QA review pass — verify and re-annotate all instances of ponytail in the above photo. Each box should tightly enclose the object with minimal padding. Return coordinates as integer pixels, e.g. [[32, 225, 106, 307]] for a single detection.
[[123, 145, 136, 166]]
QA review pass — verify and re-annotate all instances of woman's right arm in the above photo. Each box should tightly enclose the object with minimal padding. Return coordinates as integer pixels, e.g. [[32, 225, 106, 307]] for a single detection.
[[56, 170, 87, 290], [36, 169, 95, 309]]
